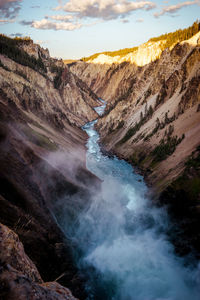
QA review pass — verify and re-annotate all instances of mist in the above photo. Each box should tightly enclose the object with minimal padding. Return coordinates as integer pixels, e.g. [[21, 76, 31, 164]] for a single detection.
[[58, 101, 200, 300]]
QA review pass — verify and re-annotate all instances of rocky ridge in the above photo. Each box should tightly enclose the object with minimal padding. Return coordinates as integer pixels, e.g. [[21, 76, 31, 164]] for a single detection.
[[87, 39, 165, 66]]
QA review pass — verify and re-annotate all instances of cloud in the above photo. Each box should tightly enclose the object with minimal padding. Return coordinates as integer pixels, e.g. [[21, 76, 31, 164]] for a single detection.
[[35, 40, 49, 45], [60, 0, 156, 20], [20, 20, 33, 26], [22, 0, 156, 32], [136, 18, 144, 22], [10, 32, 23, 37], [121, 19, 129, 23], [31, 5, 40, 9], [31, 19, 82, 31], [0, 19, 10, 24], [0, 0, 22, 19], [154, 0, 200, 18], [20, 15, 81, 31], [48, 15, 74, 21]]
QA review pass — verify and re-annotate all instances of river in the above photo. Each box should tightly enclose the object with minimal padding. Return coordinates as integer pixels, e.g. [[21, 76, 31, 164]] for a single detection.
[[67, 100, 200, 299]]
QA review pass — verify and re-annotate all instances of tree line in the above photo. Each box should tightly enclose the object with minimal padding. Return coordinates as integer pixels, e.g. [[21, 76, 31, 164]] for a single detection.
[[82, 46, 138, 62], [0, 34, 47, 74], [149, 21, 200, 50], [82, 21, 200, 62]]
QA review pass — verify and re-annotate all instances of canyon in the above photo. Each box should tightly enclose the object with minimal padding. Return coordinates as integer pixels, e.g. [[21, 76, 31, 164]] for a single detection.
[[70, 30, 200, 258], [71, 31, 200, 194], [0, 24, 200, 299]]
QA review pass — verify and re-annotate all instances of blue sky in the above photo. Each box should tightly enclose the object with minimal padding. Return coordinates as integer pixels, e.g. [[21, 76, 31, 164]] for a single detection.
[[0, 0, 200, 59]]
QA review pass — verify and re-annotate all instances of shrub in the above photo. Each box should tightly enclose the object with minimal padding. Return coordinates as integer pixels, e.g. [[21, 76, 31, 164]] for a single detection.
[[119, 105, 155, 143], [151, 134, 185, 162], [116, 120, 124, 130]]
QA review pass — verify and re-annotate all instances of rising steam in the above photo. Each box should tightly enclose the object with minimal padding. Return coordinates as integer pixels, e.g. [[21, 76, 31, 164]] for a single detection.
[[58, 101, 200, 300]]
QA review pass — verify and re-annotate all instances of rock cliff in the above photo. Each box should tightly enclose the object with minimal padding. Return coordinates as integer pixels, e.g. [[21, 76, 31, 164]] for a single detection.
[[0, 36, 101, 299], [0, 223, 78, 300], [87, 40, 165, 66], [0, 45, 99, 127], [71, 32, 200, 192], [71, 30, 200, 256]]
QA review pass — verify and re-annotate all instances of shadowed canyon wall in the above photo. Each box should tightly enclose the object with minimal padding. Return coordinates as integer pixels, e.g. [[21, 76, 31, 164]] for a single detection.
[[0, 36, 101, 299]]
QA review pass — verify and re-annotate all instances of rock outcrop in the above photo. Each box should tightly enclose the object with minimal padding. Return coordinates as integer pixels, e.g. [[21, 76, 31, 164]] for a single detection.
[[0, 223, 78, 300]]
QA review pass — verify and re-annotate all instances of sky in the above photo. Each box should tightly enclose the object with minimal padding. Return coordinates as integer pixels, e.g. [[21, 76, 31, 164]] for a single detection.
[[0, 0, 200, 59]]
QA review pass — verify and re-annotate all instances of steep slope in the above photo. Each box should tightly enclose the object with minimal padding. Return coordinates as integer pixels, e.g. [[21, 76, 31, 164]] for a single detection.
[[0, 36, 99, 127], [71, 31, 200, 191], [0, 223, 77, 300], [0, 36, 101, 299], [71, 29, 200, 256], [81, 21, 200, 66], [97, 33, 200, 190]]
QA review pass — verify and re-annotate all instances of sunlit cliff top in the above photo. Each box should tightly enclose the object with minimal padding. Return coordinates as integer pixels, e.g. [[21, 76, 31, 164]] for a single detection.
[[82, 21, 200, 67]]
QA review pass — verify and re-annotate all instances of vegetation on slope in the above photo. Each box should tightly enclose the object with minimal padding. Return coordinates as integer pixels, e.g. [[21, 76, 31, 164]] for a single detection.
[[82, 21, 200, 62], [119, 104, 154, 144], [82, 46, 138, 62], [63, 59, 77, 64], [0, 34, 47, 74], [159, 145, 200, 257], [22, 126, 58, 151], [50, 64, 64, 89], [151, 133, 185, 162], [149, 21, 200, 50], [144, 112, 177, 141]]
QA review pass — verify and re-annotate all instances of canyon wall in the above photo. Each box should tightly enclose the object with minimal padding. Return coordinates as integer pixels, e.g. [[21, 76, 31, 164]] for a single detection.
[[71, 32, 200, 256], [71, 32, 200, 193], [0, 37, 100, 299], [1, 28, 200, 298]]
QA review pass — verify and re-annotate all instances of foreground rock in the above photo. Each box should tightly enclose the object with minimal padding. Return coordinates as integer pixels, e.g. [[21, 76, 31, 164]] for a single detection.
[[0, 223, 78, 300]]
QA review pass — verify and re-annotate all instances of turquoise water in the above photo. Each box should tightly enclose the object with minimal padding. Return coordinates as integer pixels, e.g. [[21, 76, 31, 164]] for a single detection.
[[67, 100, 200, 299]]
